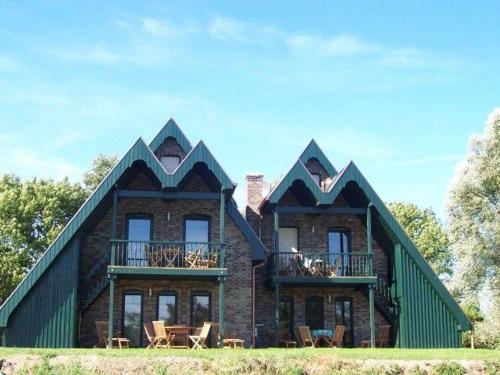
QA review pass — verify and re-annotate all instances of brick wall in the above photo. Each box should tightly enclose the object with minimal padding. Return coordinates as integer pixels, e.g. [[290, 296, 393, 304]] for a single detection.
[[153, 137, 187, 161], [80, 170, 253, 347]]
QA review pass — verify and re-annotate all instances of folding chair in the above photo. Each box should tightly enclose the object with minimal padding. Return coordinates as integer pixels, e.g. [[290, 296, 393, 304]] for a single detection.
[[152, 321, 174, 349], [298, 326, 319, 348], [325, 325, 345, 348], [189, 322, 211, 349]]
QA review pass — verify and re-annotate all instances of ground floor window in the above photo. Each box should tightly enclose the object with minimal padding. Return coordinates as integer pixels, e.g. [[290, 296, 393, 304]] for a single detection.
[[305, 296, 324, 330], [335, 297, 354, 347], [191, 293, 211, 327], [157, 293, 177, 325], [279, 296, 294, 338], [122, 293, 142, 347]]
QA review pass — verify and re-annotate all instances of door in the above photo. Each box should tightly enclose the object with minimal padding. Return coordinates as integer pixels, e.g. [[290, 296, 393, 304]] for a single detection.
[[279, 227, 298, 272], [305, 296, 324, 330], [328, 229, 350, 276], [122, 293, 143, 347], [279, 296, 294, 338], [335, 297, 354, 347], [126, 216, 151, 266]]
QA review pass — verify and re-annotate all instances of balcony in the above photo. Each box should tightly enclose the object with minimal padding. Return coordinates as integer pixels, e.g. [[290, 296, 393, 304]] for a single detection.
[[107, 240, 227, 278], [268, 251, 376, 285]]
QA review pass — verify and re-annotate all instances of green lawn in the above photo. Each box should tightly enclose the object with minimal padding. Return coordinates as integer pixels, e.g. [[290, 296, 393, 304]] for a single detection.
[[0, 347, 498, 361]]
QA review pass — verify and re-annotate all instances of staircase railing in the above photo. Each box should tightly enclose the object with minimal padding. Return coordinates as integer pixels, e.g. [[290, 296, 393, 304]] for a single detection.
[[80, 253, 111, 311]]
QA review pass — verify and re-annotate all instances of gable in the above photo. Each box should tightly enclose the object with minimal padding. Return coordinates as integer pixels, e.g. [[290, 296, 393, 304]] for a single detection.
[[149, 118, 192, 155]]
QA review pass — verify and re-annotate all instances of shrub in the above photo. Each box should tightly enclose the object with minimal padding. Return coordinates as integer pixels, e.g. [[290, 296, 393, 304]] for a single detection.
[[431, 362, 465, 375]]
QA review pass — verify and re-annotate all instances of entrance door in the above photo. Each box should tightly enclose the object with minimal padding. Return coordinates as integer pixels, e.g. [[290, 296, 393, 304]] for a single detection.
[[279, 296, 294, 338], [305, 296, 324, 330], [335, 297, 354, 347], [126, 216, 151, 266]]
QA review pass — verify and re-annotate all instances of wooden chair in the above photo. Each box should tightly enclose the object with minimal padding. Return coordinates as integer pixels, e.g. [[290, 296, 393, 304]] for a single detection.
[[144, 322, 158, 349], [297, 326, 319, 348], [95, 321, 130, 349], [189, 322, 211, 349], [325, 325, 345, 348], [328, 256, 343, 277], [279, 330, 297, 348], [362, 325, 391, 348], [152, 321, 174, 349]]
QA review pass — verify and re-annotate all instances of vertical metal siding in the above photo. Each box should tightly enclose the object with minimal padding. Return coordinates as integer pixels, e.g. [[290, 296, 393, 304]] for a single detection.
[[5, 238, 79, 347], [397, 247, 461, 348]]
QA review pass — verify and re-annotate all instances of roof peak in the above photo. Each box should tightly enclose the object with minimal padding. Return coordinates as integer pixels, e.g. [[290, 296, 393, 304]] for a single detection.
[[298, 139, 337, 176], [149, 118, 193, 154]]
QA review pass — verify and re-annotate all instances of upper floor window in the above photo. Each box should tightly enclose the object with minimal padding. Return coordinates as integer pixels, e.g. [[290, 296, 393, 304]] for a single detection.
[[279, 227, 298, 253], [127, 216, 151, 266], [311, 173, 321, 186], [328, 229, 350, 275], [185, 217, 210, 254], [160, 155, 180, 173]]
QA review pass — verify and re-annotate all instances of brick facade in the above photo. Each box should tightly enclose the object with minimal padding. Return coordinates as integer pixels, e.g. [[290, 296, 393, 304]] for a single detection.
[[247, 173, 391, 348], [80, 169, 253, 348]]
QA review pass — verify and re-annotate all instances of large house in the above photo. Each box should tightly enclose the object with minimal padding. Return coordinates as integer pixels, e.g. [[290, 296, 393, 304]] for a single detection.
[[0, 120, 470, 348]]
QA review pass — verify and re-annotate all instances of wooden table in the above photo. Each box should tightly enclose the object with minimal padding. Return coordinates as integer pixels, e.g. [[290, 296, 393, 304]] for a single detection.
[[223, 338, 244, 349], [165, 326, 191, 348]]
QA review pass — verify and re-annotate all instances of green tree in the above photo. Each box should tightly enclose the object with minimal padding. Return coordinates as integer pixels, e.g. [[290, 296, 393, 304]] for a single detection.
[[0, 175, 87, 303], [448, 108, 499, 300], [388, 202, 452, 277], [83, 153, 118, 193]]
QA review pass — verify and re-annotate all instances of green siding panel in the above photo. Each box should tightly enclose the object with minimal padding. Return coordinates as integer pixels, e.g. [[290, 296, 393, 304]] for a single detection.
[[299, 139, 337, 176], [149, 118, 193, 155], [4, 238, 79, 347], [398, 247, 462, 348]]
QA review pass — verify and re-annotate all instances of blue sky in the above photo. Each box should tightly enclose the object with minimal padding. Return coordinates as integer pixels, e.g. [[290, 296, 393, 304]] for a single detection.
[[0, 1, 499, 220]]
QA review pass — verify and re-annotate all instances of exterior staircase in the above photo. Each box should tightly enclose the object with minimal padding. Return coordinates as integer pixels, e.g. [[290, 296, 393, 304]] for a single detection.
[[80, 253, 110, 312], [373, 276, 397, 323]]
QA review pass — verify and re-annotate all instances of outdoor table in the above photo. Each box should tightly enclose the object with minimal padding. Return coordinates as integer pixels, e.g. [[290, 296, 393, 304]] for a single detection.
[[165, 325, 191, 348], [223, 338, 244, 349], [312, 329, 333, 347]]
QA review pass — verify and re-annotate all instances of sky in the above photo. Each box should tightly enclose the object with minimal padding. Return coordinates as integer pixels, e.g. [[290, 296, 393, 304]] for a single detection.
[[0, 1, 499, 221]]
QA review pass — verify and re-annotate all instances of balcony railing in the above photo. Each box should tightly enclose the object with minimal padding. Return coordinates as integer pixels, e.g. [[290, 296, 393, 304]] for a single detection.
[[110, 240, 224, 269], [269, 251, 372, 278]]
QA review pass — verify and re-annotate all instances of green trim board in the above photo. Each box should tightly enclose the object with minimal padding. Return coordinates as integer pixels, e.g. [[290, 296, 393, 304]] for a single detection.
[[299, 139, 337, 176], [108, 266, 227, 278], [227, 200, 266, 261], [0, 124, 240, 327], [149, 118, 193, 154]]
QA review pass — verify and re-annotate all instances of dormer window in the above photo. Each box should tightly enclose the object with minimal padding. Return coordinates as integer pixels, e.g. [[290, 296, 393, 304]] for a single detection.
[[311, 173, 321, 186], [160, 155, 180, 173]]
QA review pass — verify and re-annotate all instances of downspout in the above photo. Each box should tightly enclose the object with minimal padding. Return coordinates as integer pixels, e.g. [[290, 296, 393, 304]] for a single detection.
[[252, 258, 267, 348], [252, 214, 266, 348]]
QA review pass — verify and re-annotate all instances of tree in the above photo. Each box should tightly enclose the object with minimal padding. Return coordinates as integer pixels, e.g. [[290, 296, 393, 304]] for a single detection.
[[447, 108, 499, 301], [388, 202, 452, 277], [0, 175, 87, 303], [83, 153, 118, 193]]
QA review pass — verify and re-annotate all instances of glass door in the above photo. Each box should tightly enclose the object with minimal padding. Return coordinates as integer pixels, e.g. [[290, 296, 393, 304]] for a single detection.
[[335, 297, 354, 347], [328, 229, 350, 276], [126, 217, 151, 266]]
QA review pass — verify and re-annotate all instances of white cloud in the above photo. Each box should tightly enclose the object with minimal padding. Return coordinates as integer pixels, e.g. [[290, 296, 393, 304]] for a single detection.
[[53, 45, 119, 65], [287, 34, 378, 56], [208, 15, 280, 44]]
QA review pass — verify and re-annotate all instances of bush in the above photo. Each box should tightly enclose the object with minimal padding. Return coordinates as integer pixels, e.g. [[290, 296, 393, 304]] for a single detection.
[[431, 362, 465, 375]]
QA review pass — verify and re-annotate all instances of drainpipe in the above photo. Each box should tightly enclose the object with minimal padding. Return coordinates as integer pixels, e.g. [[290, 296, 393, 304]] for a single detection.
[[252, 257, 267, 348]]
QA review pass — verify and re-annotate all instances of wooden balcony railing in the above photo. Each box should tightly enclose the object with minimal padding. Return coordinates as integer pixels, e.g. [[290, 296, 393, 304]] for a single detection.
[[269, 252, 372, 278], [110, 240, 224, 269]]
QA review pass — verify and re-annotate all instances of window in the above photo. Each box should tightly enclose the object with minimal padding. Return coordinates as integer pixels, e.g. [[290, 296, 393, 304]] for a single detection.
[[279, 227, 298, 253], [126, 216, 152, 266], [185, 217, 210, 253], [160, 155, 180, 173], [328, 229, 350, 275], [335, 297, 354, 347], [311, 173, 321, 186], [279, 296, 294, 338], [157, 293, 177, 325], [191, 293, 211, 327], [305, 296, 324, 330], [122, 293, 142, 347]]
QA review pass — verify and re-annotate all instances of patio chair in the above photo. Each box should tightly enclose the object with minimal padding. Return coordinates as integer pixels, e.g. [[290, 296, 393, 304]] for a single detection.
[[297, 326, 319, 348], [144, 322, 158, 349], [152, 321, 174, 349], [95, 321, 130, 349], [325, 325, 345, 348], [189, 322, 211, 349], [361, 325, 391, 348], [328, 256, 343, 277], [279, 329, 297, 348]]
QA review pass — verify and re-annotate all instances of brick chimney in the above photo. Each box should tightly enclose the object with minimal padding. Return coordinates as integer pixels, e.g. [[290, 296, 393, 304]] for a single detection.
[[245, 173, 265, 233]]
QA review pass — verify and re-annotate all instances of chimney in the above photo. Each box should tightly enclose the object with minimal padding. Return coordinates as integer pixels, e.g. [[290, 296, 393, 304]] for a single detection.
[[245, 173, 264, 233]]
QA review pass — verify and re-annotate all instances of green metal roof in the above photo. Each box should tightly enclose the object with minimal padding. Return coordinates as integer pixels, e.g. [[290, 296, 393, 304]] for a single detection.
[[149, 118, 193, 154], [269, 157, 470, 330], [0, 126, 242, 327], [299, 139, 337, 176]]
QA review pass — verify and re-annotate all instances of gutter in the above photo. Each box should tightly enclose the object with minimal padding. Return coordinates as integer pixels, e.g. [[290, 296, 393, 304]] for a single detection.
[[252, 257, 267, 348]]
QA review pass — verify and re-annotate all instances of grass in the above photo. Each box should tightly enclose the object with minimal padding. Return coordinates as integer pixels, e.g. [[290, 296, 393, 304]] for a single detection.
[[0, 347, 499, 361]]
